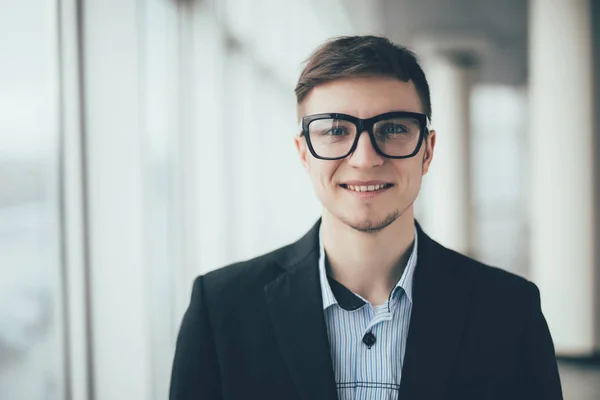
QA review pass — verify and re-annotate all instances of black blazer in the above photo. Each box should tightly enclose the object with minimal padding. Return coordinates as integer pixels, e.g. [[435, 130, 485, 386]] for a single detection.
[[170, 220, 562, 400]]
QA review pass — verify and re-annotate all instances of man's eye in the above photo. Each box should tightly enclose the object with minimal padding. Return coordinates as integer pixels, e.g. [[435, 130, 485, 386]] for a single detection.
[[380, 124, 407, 134], [326, 127, 349, 136]]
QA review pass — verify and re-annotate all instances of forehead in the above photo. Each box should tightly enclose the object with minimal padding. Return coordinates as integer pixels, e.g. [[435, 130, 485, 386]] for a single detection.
[[299, 76, 423, 119]]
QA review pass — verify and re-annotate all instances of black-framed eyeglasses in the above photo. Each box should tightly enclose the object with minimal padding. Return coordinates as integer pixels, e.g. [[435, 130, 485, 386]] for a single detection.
[[299, 111, 430, 160]]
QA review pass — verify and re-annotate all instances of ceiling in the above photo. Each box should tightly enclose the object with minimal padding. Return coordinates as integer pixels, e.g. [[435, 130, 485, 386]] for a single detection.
[[344, 0, 528, 86]]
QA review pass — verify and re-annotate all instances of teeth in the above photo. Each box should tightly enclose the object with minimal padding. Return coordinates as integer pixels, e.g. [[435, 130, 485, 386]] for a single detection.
[[346, 184, 388, 192]]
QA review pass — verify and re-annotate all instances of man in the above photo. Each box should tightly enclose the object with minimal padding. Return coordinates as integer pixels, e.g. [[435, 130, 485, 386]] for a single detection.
[[170, 36, 563, 400]]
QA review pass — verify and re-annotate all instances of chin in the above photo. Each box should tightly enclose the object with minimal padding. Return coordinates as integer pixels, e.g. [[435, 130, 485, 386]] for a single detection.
[[340, 210, 401, 234]]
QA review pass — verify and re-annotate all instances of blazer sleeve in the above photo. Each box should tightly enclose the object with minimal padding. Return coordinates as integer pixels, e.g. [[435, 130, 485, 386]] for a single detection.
[[516, 282, 563, 400], [170, 275, 223, 400]]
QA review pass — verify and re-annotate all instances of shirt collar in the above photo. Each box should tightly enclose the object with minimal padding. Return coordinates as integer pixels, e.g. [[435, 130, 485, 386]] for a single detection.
[[318, 222, 419, 310]]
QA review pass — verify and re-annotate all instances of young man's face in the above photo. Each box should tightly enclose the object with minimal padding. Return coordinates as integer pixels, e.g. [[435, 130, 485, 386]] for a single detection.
[[295, 76, 436, 233]]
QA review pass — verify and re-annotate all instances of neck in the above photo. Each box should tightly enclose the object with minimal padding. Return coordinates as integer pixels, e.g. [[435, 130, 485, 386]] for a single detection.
[[321, 209, 416, 306]]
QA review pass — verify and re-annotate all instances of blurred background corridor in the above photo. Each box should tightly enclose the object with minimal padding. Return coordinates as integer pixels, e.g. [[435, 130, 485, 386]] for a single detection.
[[1, 0, 599, 398]]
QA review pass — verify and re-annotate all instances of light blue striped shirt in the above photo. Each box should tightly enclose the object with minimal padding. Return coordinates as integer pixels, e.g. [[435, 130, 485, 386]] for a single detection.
[[318, 226, 418, 400]]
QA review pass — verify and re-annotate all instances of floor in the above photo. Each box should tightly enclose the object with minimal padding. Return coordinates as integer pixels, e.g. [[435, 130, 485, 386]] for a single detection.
[[559, 361, 600, 399]]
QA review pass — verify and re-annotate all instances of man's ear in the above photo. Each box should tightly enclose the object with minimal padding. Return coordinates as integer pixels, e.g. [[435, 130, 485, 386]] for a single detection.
[[294, 135, 310, 170], [422, 130, 436, 175]]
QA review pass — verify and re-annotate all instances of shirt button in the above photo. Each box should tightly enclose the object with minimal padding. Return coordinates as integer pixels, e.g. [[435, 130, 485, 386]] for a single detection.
[[362, 331, 376, 349]]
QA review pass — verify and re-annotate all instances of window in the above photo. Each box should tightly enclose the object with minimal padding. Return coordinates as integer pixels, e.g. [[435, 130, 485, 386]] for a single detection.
[[0, 2, 65, 399]]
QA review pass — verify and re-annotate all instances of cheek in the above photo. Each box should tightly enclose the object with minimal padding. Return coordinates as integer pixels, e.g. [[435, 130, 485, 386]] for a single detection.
[[394, 160, 423, 187], [308, 160, 340, 191]]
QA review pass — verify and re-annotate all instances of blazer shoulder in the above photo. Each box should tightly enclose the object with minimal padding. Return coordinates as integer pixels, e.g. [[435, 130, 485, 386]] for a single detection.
[[197, 241, 299, 303]]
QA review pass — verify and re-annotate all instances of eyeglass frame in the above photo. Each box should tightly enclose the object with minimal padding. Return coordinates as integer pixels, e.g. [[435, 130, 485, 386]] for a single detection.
[[299, 111, 431, 161]]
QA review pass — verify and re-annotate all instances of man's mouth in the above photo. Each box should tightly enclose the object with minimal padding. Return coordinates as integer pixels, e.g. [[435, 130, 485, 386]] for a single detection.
[[339, 183, 394, 193]]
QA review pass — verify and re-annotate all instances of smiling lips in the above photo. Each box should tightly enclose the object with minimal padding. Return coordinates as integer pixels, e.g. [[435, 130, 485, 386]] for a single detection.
[[340, 181, 394, 193]]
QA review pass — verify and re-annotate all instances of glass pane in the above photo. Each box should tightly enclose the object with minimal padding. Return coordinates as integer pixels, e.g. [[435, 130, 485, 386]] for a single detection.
[[309, 119, 357, 158], [373, 117, 421, 156], [0, 2, 65, 399]]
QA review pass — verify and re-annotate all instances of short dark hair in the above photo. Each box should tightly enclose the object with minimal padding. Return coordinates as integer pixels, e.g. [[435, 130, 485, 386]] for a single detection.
[[295, 35, 432, 122]]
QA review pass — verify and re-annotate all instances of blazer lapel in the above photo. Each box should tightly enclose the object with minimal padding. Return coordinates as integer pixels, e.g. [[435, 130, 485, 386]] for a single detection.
[[399, 223, 474, 399], [264, 220, 338, 400]]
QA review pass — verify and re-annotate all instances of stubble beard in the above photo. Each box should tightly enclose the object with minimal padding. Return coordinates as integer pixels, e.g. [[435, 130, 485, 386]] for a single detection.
[[339, 209, 401, 234]]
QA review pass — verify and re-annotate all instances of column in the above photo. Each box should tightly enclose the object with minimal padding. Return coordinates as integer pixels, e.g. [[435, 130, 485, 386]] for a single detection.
[[419, 52, 476, 256], [82, 0, 152, 398], [529, 0, 597, 356]]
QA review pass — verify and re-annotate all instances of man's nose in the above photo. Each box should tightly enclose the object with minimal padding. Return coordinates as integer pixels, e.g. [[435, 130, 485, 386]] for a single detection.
[[346, 130, 384, 168]]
